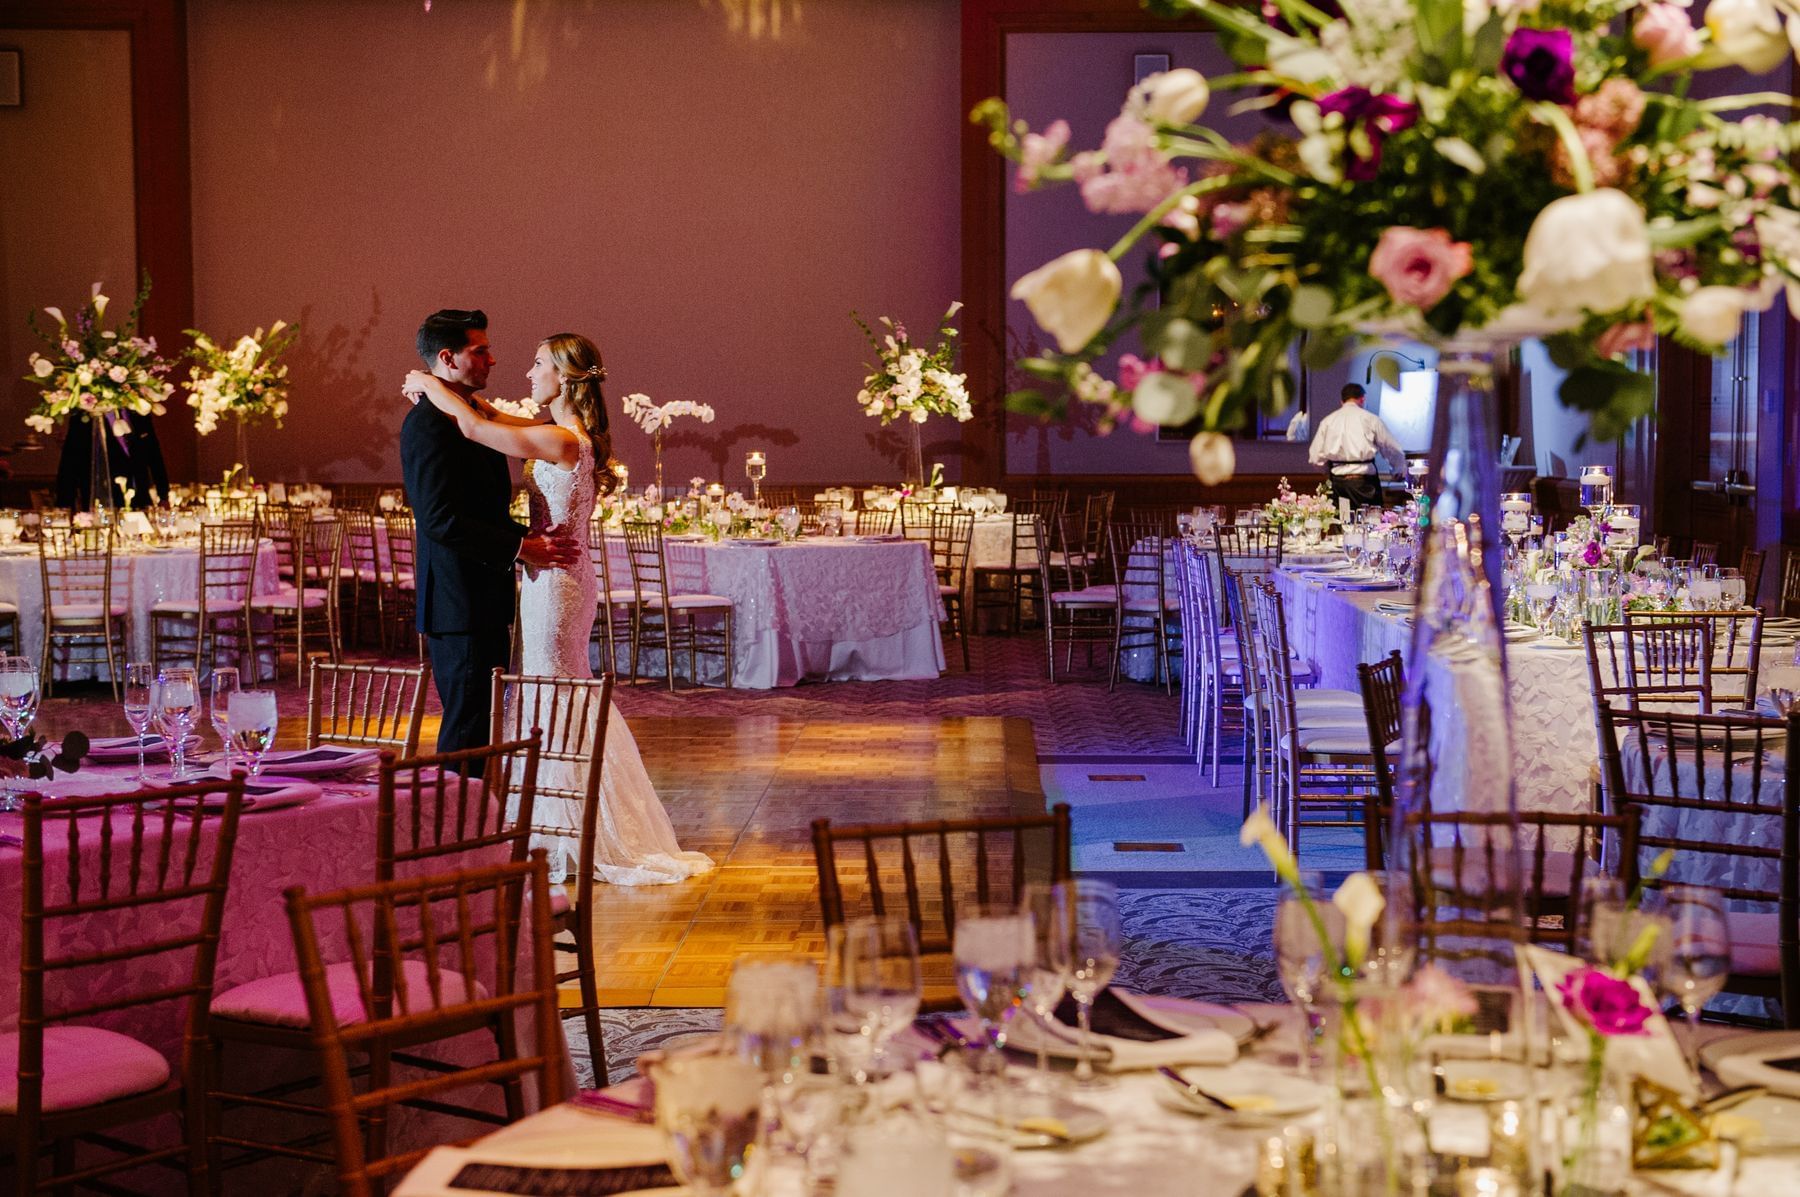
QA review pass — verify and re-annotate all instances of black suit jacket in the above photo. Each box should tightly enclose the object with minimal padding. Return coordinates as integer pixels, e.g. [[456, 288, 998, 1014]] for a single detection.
[[400, 401, 526, 635]]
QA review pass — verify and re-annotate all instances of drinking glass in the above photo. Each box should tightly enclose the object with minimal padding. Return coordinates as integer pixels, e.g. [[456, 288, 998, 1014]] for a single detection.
[[225, 690, 279, 776], [953, 903, 1032, 1059], [1690, 565, 1723, 613], [723, 955, 819, 1082], [0, 656, 39, 811], [1341, 527, 1364, 570], [777, 506, 802, 539], [1717, 567, 1746, 610], [122, 661, 155, 782], [209, 666, 240, 770], [1061, 878, 1123, 1089], [1654, 885, 1732, 1069], [1018, 884, 1073, 1092], [1275, 882, 1341, 1078], [154, 667, 200, 781], [650, 1053, 763, 1196], [839, 917, 922, 1078], [1573, 877, 1627, 965]]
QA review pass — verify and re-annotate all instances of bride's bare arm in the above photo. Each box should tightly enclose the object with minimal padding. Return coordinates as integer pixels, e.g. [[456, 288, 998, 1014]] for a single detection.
[[467, 395, 548, 428], [403, 372, 579, 467]]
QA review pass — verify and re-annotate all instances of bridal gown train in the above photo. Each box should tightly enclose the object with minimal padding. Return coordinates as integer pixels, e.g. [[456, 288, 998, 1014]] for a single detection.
[[515, 430, 714, 886]]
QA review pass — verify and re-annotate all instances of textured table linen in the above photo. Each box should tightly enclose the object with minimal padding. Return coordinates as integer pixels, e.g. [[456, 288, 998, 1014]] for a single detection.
[[603, 537, 945, 689]]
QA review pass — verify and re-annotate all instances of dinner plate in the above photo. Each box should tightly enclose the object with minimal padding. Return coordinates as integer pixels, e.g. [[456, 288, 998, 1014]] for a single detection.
[[1700, 1030, 1800, 1100], [724, 538, 779, 547], [950, 1096, 1109, 1149], [981, 995, 1255, 1064], [244, 744, 381, 777], [1153, 1065, 1327, 1121]]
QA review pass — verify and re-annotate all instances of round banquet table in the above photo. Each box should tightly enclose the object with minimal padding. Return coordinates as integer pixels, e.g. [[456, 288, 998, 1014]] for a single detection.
[[0, 540, 283, 672], [601, 535, 946, 689]]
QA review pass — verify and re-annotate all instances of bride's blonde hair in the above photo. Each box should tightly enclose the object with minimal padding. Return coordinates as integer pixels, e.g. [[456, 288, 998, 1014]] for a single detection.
[[541, 333, 618, 496]]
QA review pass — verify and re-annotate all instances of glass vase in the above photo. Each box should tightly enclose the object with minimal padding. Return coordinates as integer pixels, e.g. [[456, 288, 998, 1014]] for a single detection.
[[1315, 980, 1427, 1197], [653, 428, 665, 502], [234, 416, 252, 486], [1558, 1043, 1631, 1197], [89, 414, 113, 516], [903, 419, 925, 490]]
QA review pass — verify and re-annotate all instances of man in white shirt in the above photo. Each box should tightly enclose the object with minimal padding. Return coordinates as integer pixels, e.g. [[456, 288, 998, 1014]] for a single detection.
[[1307, 383, 1407, 510]]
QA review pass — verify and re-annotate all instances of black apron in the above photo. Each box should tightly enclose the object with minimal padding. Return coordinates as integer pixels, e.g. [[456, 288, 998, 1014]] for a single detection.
[[1325, 458, 1384, 510]]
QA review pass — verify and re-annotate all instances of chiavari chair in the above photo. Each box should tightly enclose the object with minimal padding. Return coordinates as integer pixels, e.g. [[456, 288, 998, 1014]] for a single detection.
[[1215, 523, 1285, 566], [1691, 541, 1720, 568], [6, 778, 246, 1197], [288, 854, 566, 1197], [587, 520, 638, 679], [306, 657, 431, 757], [620, 520, 734, 690], [1046, 492, 1114, 590], [1741, 547, 1768, 611], [36, 524, 125, 698], [1582, 618, 1713, 717], [251, 508, 344, 684], [930, 510, 975, 671], [811, 804, 1072, 1010], [336, 506, 386, 648], [490, 669, 615, 1084], [1187, 547, 1242, 783], [1626, 608, 1764, 709], [384, 510, 419, 656], [1596, 703, 1800, 1020], [206, 736, 543, 1173], [900, 499, 940, 539], [1038, 515, 1116, 684], [1356, 651, 1407, 870], [1781, 547, 1800, 618], [1107, 520, 1182, 692], [972, 510, 1045, 633], [151, 519, 259, 677], [328, 482, 384, 512], [853, 508, 896, 536]]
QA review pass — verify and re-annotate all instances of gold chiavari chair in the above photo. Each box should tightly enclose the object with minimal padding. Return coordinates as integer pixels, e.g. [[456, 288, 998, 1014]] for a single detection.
[[384, 510, 419, 655], [1108, 520, 1180, 691], [151, 519, 260, 676], [1691, 541, 1720, 568], [1626, 608, 1764, 709], [288, 855, 566, 1197], [336, 506, 386, 648], [620, 520, 734, 690], [306, 657, 431, 756], [205, 735, 542, 1175], [1039, 514, 1117, 684], [7, 778, 246, 1197], [1742, 547, 1768, 611], [973, 508, 1048, 633], [931, 509, 976, 671], [588, 519, 638, 678], [853, 508, 897, 536], [250, 508, 344, 684], [490, 669, 615, 1084], [37, 524, 126, 697]]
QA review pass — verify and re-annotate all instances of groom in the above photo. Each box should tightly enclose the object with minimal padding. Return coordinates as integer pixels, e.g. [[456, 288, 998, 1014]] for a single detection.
[[401, 309, 578, 755]]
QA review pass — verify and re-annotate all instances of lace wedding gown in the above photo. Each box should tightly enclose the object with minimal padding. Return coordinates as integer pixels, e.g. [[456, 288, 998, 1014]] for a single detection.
[[517, 430, 714, 886]]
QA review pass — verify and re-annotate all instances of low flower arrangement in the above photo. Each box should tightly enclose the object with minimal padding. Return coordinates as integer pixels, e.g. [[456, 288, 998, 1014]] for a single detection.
[[22, 279, 174, 436], [183, 320, 298, 435], [1263, 477, 1336, 535], [977, 0, 1800, 483], [853, 303, 972, 425]]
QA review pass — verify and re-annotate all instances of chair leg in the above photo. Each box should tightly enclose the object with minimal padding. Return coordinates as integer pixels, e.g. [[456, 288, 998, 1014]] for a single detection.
[[723, 609, 734, 689], [575, 928, 607, 1087]]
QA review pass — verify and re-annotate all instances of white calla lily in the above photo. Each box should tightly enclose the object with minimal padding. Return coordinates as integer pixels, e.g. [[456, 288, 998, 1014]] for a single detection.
[[1333, 872, 1387, 969]]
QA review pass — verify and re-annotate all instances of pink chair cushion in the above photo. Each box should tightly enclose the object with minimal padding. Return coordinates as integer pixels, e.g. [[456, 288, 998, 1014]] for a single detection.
[[250, 586, 330, 611], [550, 887, 571, 917], [1726, 910, 1783, 977], [50, 602, 128, 620], [150, 598, 244, 615], [211, 959, 487, 1029], [0, 1026, 170, 1113], [644, 593, 731, 611]]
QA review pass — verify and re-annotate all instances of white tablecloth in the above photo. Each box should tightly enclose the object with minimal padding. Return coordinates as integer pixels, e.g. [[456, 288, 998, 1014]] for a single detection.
[[602, 536, 945, 689]]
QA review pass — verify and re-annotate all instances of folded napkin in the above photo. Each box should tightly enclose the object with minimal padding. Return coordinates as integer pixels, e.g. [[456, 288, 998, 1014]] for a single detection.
[[254, 745, 382, 776], [147, 775, 323, 812], [396, 1150, 678, 1197], [1030, 988, 1237, 1071], [85, 734, 189, 761]]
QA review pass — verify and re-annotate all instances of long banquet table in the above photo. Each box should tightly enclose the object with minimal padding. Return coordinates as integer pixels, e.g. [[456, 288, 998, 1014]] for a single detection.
[[601, 535, 945, 689]]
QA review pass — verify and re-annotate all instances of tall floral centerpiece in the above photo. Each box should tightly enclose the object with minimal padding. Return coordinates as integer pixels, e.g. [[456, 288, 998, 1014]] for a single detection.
[[620, 393, 715, 502], [982, 0, 1800, 990], [853, 302, 972, 488], [183, 320, 298, 485], [22, 279, 175, 513]]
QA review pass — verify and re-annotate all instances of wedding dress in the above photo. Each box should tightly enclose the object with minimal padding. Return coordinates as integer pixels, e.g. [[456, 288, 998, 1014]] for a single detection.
[[516, 429, 714, 886]]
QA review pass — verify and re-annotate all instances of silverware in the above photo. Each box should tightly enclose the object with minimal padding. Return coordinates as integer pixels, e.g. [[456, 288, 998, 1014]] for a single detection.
[[568, 1090, 655, 1123], [1158, 1065, 1235, 1112]]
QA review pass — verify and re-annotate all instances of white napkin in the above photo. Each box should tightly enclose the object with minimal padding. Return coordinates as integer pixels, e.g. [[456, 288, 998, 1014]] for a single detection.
[[1002, 990, 1238, 1071]]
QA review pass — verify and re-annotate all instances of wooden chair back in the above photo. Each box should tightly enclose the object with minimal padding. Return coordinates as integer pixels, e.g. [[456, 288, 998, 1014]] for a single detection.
[[376, 734, 542, 881], [386, 511, 417, 588], [1691, 541, 1719, 567], [338, 506, 382, 584], [198, 519, 262, 608], [930, 510, 975, 596], [1583, 619, 1713, 713], [307, 658, 431, 756], [620, 519, 674, 608], [1215, 523, 1285, 565], [489, 669, 613, 868], [1106, 521, 1169, 610], [854, 508, 897, 536], [1357, 650, 1406, 869], [1742, 547, 1768, 610], [1781, 547, 1800, 618], [37, 524, 116, 610], [297, 512, 346, 594], [14, 778, 246, 1188], [1622, 609, 1764, 709], [811, 804, 1072, 956], [287, 854, 566, 1197]]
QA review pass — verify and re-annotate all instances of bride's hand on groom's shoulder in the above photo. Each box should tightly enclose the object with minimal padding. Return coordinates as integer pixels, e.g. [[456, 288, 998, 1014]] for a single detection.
[[402, 370, 442, 406]]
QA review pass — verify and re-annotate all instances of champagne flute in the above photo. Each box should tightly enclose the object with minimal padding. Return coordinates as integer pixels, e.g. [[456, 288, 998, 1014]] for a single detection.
[[953, 904, 1032, 1061], [209, 666, 240, 770], [154, 667, 200, 781], [1018, 884, 1073, 1093], [0, 656, 39, 812], [226, 689, 279, 776], [122, 662, 155, 782], [840, 917, 922, 1079], [1654, 885, 1732, 1069], [1061, 878, 1123, 1090]]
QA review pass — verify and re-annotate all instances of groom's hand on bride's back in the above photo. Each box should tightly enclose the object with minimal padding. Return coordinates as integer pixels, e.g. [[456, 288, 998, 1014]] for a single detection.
[[518, 523, 580, 570]]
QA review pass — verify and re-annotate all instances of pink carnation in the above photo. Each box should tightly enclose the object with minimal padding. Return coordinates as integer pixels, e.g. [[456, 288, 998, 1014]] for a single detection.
[[1594, 321, 1656, 358], [1016, 120, 1071, 194], [1367, 226, 1474, 311], [1634, 4, 1700, 69]]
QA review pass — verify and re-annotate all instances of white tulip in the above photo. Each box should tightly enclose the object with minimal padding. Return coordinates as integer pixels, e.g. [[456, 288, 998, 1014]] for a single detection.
[[30, 356, 52, 379], [1516, 189, 1657, 317], [1707, 0, 1789, 73], [1333, 873, 1387, 969], [1189, 430, 1237, 487], [1143, 68, 1210, 126], [1131, 372, 1200, 426], [1679, 285, 1751, 345], [1010, 249, 1122, 353]]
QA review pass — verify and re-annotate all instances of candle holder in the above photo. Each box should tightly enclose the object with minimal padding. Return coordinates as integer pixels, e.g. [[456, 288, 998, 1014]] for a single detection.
[[745, 451, 767, 506], [1579, 464, 1613, 515], [1500, 492, 1532, 554]]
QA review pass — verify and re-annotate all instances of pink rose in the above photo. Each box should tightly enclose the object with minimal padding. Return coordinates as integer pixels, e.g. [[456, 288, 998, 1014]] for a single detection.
[[1594, 321, 1656, 358], [1634, 4, 1701, 69], [1368, 226, 1474, 311], [1558, 967, 1654, 1037]]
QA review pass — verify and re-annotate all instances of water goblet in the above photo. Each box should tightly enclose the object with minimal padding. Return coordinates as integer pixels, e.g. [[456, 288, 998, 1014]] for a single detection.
[[225, 689, 279, 776], [838, 917, 922, 1079], [1274, 877, 1339, 1078], [209, 666, 240, 770], [154, 667, 200, 781], [0, 657, 39, 811], [650, 1053, 764, 1197], [122, 662, 155, 782], [1573, 877, 1627, 966], [777, 506, 803, 539], [953, 904, 1032, 1062], [723, 955, 820, 1082], [1717, 567, 1746, 610], [1061, 878, 1122, 1090], [1018, 883, 1073, 1095], [1341, 528, 1364, 570], [1653, 885, 1731, 1071]]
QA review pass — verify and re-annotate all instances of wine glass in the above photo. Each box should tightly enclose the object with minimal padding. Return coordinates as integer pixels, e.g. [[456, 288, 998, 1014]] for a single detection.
[[154, 667, 200, 781], [723, 955, 819, 1082], [777, 506, 803, 539], [1274, 881, 1341, 1079], [1061, 878, 1123, 1090], [1017, 884, 1073, 1093], [1654, 885, 1732, 1069], [1341, 527, 1364, 570], [0, 656, 39, 811], [225, 689, 279, 776], [839, 917, 922, 1078], [1717, 567, 1746, 610], [650, 1053, 764, 1197], [122, 661, 155, 782], [209, 666, 240, 770], [953, 904, 1032, 1062]]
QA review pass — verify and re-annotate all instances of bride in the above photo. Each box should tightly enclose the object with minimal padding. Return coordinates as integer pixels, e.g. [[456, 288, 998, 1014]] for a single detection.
[[404, 335, 713, 886]]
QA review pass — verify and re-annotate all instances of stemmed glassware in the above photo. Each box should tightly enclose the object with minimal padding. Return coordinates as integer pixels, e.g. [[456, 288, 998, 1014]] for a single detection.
[[225, 689, 279, 776], [0, 656, 40, 811], [122, 662, 155, 782], [1061, 878, 1123, 1090], [777, 506, 803, 539], [1017, 884, 1073, 1093], [209, 666, 240, 771], [154, 666, 200, 781], [1274, 877, 1338, 1079], [953, 903, 1033, 1060], [745, 451, 767, 506], [1717, 567, 1747, 610], [836, 917, 921, 1079], [650, 1053, 765, 1197], [1653, 885, 1732, 1070]]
